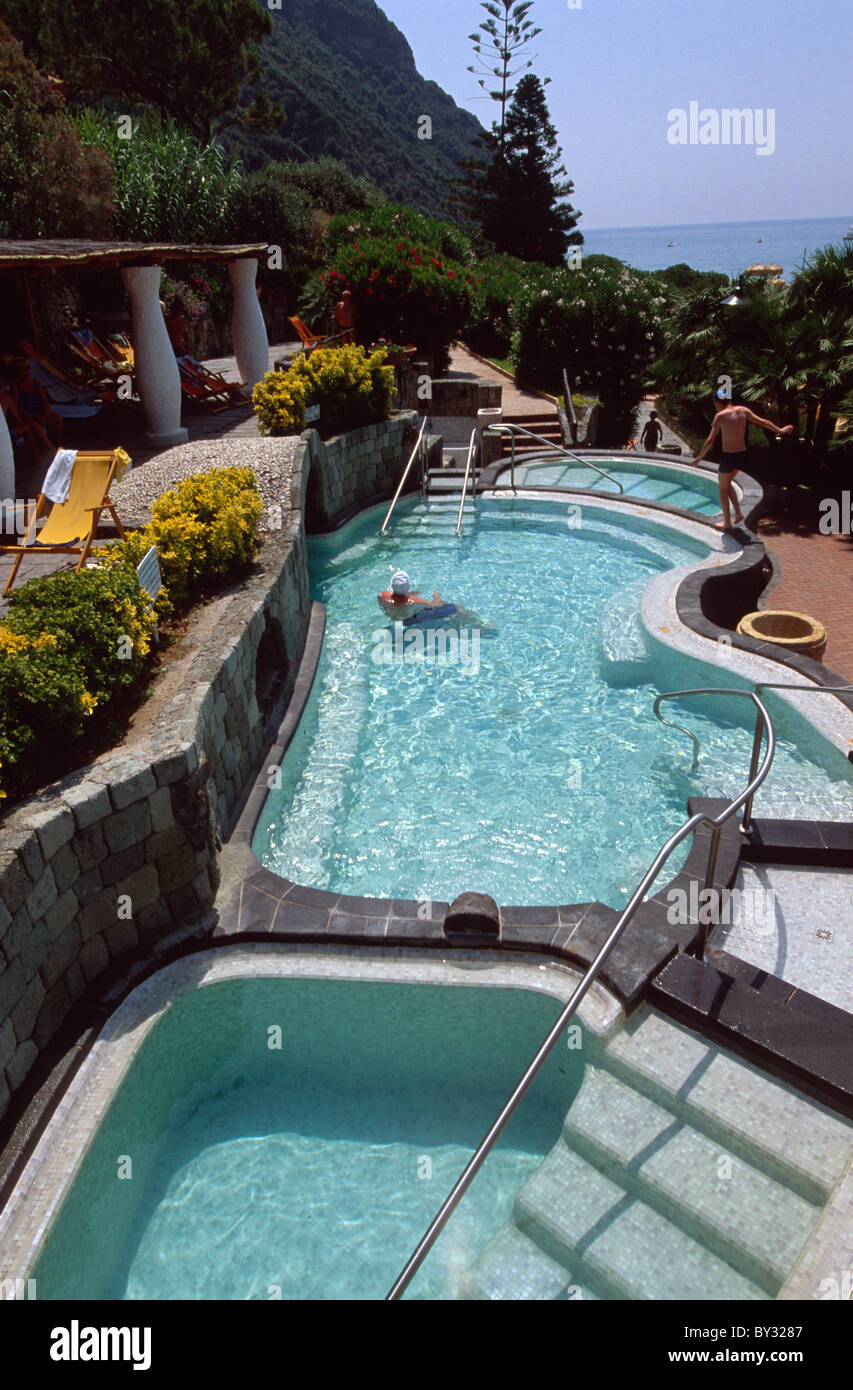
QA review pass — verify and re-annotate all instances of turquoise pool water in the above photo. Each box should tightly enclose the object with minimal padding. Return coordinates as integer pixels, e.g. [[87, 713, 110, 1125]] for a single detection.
[[507, 454, 728, 515], [31, 977, 582, 1301], [254, 496, 853, 907]]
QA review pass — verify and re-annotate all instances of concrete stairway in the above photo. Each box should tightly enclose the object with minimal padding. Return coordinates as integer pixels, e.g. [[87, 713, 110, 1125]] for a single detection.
[[499, 411, 563, 458], [460, 1010, 852, 1300]]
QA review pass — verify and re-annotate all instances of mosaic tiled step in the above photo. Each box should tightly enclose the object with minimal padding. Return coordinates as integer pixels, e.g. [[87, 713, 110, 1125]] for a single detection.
[[602, 1011, 853, 1203], [458, 1222, 596, 1301], [514, 1143, 767, 1302], [563, 1067, 818, 1293]]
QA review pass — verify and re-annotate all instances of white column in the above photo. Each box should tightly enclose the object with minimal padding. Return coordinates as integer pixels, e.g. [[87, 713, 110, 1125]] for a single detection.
[[0, 410, 14, 533], [229, 257, 269, 392], [121, 264, 187, 447]]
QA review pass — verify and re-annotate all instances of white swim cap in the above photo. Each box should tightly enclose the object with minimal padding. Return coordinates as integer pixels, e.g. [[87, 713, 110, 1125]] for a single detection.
[[390, 570, 411, 595]]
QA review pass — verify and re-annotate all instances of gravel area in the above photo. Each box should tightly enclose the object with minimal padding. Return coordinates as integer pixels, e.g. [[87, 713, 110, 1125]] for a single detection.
[[110, 436, 304, 526]]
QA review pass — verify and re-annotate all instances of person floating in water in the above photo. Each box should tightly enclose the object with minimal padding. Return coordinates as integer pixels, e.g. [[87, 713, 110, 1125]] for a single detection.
[[378, 570, 459, 624], [640, 410, 663, 453], [377, 570, 494, 629], [691, 390, 794, 531]]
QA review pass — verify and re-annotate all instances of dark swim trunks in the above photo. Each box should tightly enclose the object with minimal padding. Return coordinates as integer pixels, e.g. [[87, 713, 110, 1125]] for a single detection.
[[719, 450, 748, 474], [402, 603, 459, 626]]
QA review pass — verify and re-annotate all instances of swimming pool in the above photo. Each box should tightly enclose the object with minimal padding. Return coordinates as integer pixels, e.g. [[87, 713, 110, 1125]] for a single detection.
[[9, 949, 850, 1303], [26, 964, 585, 1301], [253, 495, 853, 907], [503, 454, 731, 516]]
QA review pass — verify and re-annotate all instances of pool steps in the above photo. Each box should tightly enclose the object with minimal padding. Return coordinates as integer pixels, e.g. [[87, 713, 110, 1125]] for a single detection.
[[460, 1010, 850, 1300]]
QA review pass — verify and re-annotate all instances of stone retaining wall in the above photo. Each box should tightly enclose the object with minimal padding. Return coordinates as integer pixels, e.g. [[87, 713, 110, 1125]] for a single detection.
[[398, 372, 501, 417], [0, 412, 415, 1121], [302, 411, 418, 528]]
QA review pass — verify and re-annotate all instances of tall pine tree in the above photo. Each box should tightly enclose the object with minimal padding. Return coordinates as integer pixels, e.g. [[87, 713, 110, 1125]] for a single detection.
[[461, 74, 582, 265]]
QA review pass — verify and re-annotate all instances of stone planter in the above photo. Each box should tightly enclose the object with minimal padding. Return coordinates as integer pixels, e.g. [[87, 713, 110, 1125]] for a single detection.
[[737, 609, 827, 662]]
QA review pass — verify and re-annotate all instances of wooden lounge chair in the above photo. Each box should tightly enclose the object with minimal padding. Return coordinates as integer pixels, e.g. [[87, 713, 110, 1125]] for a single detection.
[[20, 345, 104, 418], [177, 356, 250, 412], [66, 330, 130, 386], [1, 449, 130, 596]]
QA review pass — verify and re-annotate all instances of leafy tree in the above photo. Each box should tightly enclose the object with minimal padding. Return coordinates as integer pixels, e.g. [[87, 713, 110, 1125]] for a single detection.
[[462, 74, 582, 266], [467, 0, 543, 149], [1, 0, 279, 139], [0, 21, 115, 237]]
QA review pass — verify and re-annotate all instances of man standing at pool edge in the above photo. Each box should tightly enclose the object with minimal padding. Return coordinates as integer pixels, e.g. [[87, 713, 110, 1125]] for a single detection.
[[691, 390, 794, 531]]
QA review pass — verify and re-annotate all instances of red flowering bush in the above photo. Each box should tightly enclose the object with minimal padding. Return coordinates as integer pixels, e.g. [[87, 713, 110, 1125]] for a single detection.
[[318, 230, 473, 362]]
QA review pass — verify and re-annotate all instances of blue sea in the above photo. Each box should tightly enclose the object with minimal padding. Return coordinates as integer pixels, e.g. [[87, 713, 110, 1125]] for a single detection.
[[581, 216, 851, 278]]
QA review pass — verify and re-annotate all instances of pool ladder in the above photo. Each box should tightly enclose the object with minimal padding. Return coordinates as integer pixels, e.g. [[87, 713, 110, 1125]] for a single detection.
[[386, 677, 853, 1299]]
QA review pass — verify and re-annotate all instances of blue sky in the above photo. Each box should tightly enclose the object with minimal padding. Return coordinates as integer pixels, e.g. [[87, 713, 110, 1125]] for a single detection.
[[378, 0, 852, 229]]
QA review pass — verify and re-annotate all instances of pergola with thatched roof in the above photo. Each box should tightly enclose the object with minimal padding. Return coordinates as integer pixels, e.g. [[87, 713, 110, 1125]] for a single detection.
[[0, 240, 271, 500]]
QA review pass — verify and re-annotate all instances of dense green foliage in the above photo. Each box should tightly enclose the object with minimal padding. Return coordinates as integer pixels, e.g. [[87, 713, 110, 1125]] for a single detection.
[[224, 0, 483, 212], [253, 345, 395, 440], [316, 213, 474, 362], [1, 0, 276, 138], [0, 21, 115, 237], [651, 242, 853, 466], [510, 261, 666, 444], [464, 252, 537, 357], [73, 109, 244, 242], [0, 469, 264, 801]]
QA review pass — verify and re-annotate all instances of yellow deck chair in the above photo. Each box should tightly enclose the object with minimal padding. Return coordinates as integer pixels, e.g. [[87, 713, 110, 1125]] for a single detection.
[[1, 449, 130, 596]]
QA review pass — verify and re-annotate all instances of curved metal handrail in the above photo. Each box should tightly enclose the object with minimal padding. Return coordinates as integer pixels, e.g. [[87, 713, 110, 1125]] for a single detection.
[[484, 422, 624, 494], [386, 687, 776, 1301], [380, 415, 429, 534], [655, 681, 853, 830], [455, 429, 479, 536]]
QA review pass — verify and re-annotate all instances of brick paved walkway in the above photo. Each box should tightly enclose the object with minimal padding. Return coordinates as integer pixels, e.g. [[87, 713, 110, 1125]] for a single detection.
[[757, 517, 853, 679]]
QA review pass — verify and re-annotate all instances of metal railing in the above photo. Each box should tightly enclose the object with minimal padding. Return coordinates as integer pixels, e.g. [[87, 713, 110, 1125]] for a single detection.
[[562, 368, 578, 438], [455, 429, 479, 536], [484, 422, 623, 494], [386, 686, 777, 1300], [380, 415, 430, 534], [656, 681, 853, 835]]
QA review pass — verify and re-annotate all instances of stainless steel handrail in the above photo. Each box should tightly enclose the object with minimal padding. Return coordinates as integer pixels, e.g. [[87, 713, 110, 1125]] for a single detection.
[[386, 688, 776, 1300], [483, 422, 624, 493], [655, 681, 853, 832], [455, 429, 479, 536], [380, 415, 429, 534], [562, 368, 578, 430]]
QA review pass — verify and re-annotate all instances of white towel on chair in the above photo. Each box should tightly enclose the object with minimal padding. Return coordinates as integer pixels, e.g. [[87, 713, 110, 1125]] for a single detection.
[[42, 448, 78, 504]]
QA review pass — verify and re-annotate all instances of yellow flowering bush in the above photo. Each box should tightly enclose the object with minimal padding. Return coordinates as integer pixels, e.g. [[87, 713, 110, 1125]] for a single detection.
[[253, 344, 394, 440], [101, 466, 263, 608], [0, 468, 263, 802]]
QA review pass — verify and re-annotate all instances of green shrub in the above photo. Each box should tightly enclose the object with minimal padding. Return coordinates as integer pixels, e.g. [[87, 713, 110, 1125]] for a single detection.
[[510, 262, 665, 446], [0, 561, 156, 800], [464, 253, 542, 358], [73, 108, 243, 242], [253, 345, 394, 440], [318, 235, 472, 363], [324, 204, 473, 264], [6, 563, 155, 706]]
